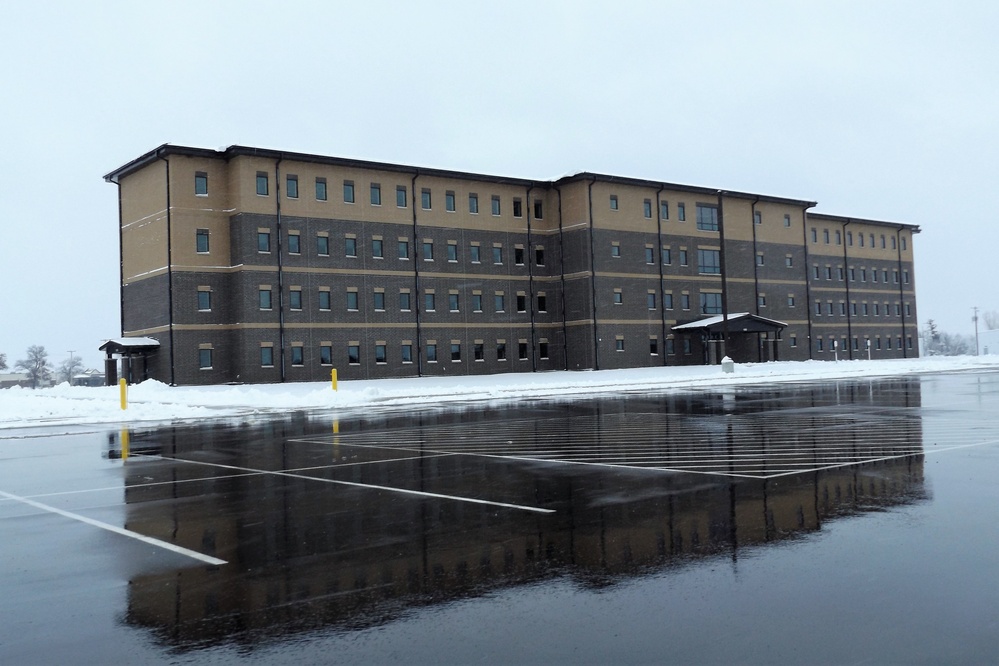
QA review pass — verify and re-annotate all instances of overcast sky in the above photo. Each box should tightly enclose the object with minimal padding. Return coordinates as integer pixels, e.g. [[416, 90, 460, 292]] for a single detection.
[[2, 1, 996, 369]]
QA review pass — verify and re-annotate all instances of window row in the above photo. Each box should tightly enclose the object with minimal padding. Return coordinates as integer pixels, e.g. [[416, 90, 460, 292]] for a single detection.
[[811, 264, 910, 284], [810, 227, 908, 252], [813, 301, 912, 317], [814, 335, 914, 352], [242, 287, 549, 315]]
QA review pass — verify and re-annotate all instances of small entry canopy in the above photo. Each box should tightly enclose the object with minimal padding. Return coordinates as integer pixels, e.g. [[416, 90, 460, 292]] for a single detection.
[[99, 337, 160, 385], [672, 312, 787, 335], [99, 337, 161, 355]]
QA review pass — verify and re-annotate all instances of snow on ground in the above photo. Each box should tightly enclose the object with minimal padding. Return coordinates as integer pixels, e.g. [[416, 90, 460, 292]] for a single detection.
[[1, 355, 997, 430]]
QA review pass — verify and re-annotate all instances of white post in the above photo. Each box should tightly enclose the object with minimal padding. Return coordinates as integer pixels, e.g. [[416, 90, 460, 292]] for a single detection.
[[866, 339, 871, 361], [833, 339, 839, 362]]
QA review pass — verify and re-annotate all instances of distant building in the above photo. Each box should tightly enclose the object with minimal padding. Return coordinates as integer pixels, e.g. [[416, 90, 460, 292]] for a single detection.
[[0, 373, 32, 389], [105, 144, 920, 385]]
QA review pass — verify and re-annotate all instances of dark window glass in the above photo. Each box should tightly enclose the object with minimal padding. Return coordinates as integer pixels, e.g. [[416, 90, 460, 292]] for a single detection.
[[259, 289, 272, 309], [316, 178, 327, 201], [678, 203, 686, 221], [446, 191, 456, 212], [398, 240, 409, 259], [370, 183, 381, 205], [426, 344, 437, 362], [401, 344, 412, 363], [399, 291, 411, 311], [343, 181, 354, 203], [195, 172, 208, 195], [513, 199, 523, 217], [257, 231, 270, 252], [287, 234, 300, 254], [256, 172, 268, 196], [421, 189, 431, 210], [196, 229, 209, 253], [696, 204, 719, 231], [698, 249, 721, 274], [319, 291, 331, 310], [515, 247, 524, 265], [470, 245, 481, 262], [535, 248, 545, 266], [375, 345, 387, 363], [534, 200, 543, 219], [260, 347, 274, 366], [346, 291, 358, 310], [348, 345, 360, 364], [289, 290, 302, 310], [643, 199, 652, 218], [493, 246, 502, 264], [469, 193, 479, 213], [317, 235, 329, 256], [373, 292, 385, 310], [537, 295, 547, 312], [447, 242, 458, 261], [199, 349, 213, 368], [320, 345, 332, 365], [451, 344, 461, 361], [497, 342, 506, 360], [396, 186, 407, 207], [422, 241, 433, 260], [291, 347, 303, 366], [491, 196, 501, 215], [197, 291, 211, 310], [287, 175, 298, 199], [345, 237, 357, 257], [372, 239, 383, 258]]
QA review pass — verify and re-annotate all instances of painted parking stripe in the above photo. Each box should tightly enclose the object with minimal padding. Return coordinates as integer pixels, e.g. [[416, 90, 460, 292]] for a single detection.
[[0, 489, 227, 566]]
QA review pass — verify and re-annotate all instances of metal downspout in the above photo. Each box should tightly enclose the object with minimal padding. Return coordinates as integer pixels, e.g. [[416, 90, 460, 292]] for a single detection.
[[655, 185, 667, 365], [750, 197, 761, 362], [412, 172, 422, 376], [802, 206, 815, 360], [526, 185, 537, 372], [587, 178, 599, 370], [895, 226, 909, 357], [717, 191, 730, 361], [114, 180, 124, 338], [275, 158, 286, 382], [556, 186, 568, 370], [157, 152, 176, 386], [842, 219, 853, 358]]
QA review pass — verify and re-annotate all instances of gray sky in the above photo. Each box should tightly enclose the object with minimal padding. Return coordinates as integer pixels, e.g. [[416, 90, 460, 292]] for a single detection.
[[2, 0, 996, 369]]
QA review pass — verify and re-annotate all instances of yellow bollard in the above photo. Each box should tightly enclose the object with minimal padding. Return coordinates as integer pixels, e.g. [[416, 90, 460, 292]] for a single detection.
[[331, 368, 338, 391], [119, 378, 128, 410], [121, 428, 130, 460]]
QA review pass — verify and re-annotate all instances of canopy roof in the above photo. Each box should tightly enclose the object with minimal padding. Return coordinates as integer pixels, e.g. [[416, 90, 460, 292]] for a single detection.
[[672, 313, 787, 334], [99, 337, 161, 355]]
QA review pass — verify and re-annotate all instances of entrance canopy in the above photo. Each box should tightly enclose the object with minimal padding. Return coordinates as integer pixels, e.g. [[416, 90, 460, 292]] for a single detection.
[[99, 337, 161, 355], [672, 312, 787, 335]]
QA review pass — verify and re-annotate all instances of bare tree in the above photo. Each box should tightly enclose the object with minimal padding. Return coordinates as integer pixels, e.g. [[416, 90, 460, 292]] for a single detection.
[[983, 310, 999, 330], [14, 346, 52, 389], [0, 352, 7, 372], [59, 355, 85, 384]]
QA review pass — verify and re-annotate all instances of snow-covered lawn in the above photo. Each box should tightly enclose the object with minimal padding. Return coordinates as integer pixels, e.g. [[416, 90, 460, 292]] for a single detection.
[[2, 356, 996, 430]]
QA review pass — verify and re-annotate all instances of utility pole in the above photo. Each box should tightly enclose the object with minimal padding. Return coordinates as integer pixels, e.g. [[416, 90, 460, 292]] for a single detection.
[[972, 307, 980, 356], [67, 350, 75, 386]]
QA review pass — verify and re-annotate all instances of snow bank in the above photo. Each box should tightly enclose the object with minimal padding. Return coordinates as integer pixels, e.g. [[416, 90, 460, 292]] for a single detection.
[[1, 356, 996, 430]]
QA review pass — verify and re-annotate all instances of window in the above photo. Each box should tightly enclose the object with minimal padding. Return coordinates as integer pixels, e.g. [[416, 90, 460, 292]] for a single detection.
[[257, 231, 271, 253], [289, 289, 302, 310], [291, 346, 304, 366], [515, 247, 525, 265], [348, 344, 360, 365], [287, 175, 298, 199], [649, 338, 658, 355], [497, 341, 506, 361], [813, 266, 820, 279], [398, 239, 410, 259], [317, 235, 329, 256], [660, 200, 669, 220], [827, 302, 834, 316], [683, 339, 691, 354], [835, 230, 841, 245], [401, 344, 413, 363], [491, 195, 501, 216], [197, 289, 211, 311], [698, 249, 721, 274], [318, 290, 331, 310], [700, 293, 722, 315], [891, 236, 897, 250], [859, 234, 865, 247], [849, 268, 856, 281], [870, 233, 875, 246], [647, 292, 656, 309], [373, 291, 385, 311], [516, 293, 526, 312], [320, 345, 332, 365], [645, 247, 655, 264], [196, 229, 210, 253], [534, 200, 543, 219], [372, 238, 383, 258], [615, 338, 625, 352], [370, 183, 381, 205], [609, 195, 618, 210], [470, 244, 481, 263], [817, 339, 824, 352], [613, 291, 623, 305], [823, 229, 830, 244], [494, 293, 505, 312], [535, 247, 545, 266], [611, 244, 621, 258], [839, 302, 847, 316], [375, 344, 387, 364], [539, 341, 549, 359], [643, 199, 652, 219], [696, 204, 719, 231], [893, 270, 899, 284], [446, 190, 456, 212], [472, 293, 483, 312], [513, 198, 523, 217], [346, 290, 359, 311], [519, 342, 528, 360], [901, 236, 907, 251], [837, 267, 844, 281], [449, 293, 459, 312], [787, 295, 795, 307], [756, 253, 765, 266], [261, 347, 274, 367], [451, 343, 461, 362], [754, 211, 761, 225], [758, 295, 767, 308], [447, 241, 458, 262], [259, 288, 272, 310], [790, 335, 797, 348], [343, 180, 355, 203], [664, 293, 674, 309], [195, 172, 208, 196], [903, 270, 910, 284], [426, 343, 437, 362], [881, 234, 886, 249], [662, 248, 672, 265], [883, 269, 889, 283], [811, 228, 818, 243], [256, 172, 268, 196], [825, 266, 832, 280], [421, 188, 431, 209], [469, 193, 479, 214], [396, 185, 407, 207], [399, 291, 411, 311], [785, 256, 793, 268], [784, 214, 791, 227], [681, 294, 690, 310], [287, 233, 300, 254], [424, 292, 435, 311], [316, 177, 327, 201], [679, 250, 688, 266], [345, 237, 357, 257], [847, 231, 853, 246], [493, 246, 503, 264], [422, 241, 433, 261], [537, 294, 547, 312], [474, 342, 484, 361]]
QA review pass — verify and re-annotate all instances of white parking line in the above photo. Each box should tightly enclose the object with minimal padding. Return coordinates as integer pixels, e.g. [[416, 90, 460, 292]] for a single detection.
[[138, 454, 555, 514], [0, 489, 227, 566]]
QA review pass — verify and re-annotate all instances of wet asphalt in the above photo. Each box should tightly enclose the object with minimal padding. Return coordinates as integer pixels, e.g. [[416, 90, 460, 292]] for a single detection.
[[1, 371, 997, 664]]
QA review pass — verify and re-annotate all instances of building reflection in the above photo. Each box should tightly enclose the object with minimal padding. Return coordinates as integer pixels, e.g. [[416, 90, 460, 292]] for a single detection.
[[118, 377, 925, 650]]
